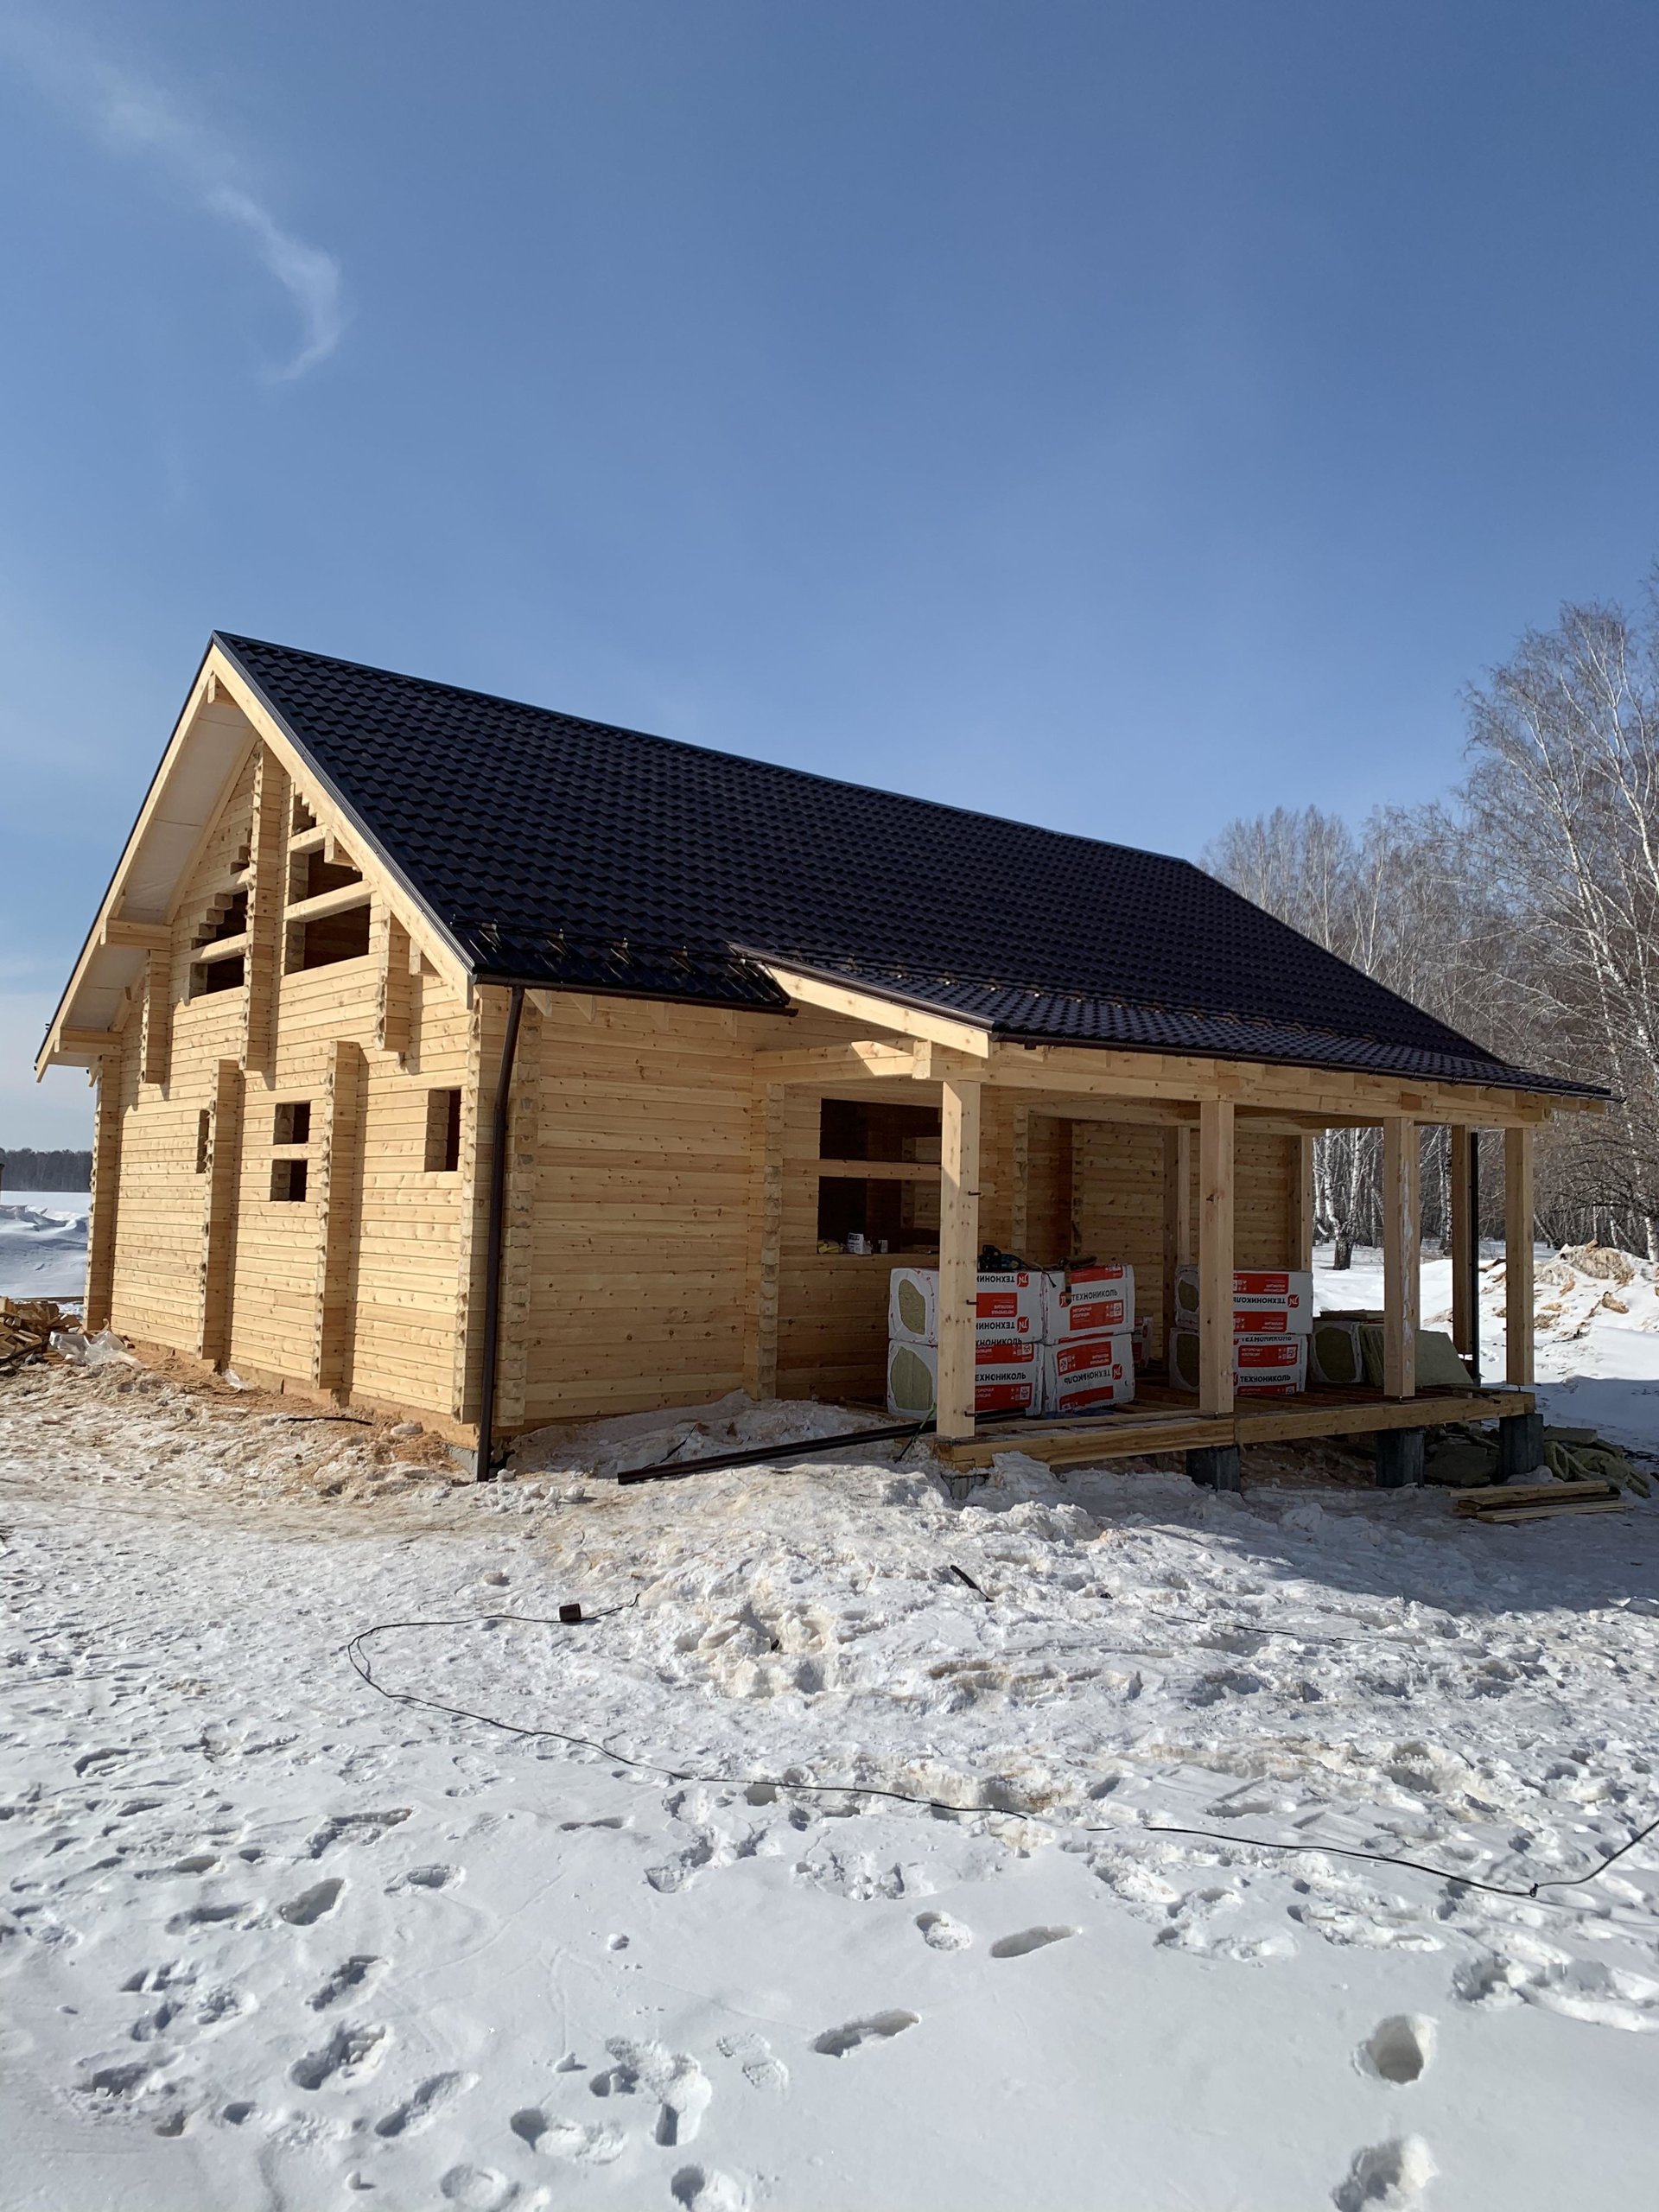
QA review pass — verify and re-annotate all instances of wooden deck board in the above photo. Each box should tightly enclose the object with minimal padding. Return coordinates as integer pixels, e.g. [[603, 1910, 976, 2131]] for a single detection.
[[938, 1381, 1535, 1470]]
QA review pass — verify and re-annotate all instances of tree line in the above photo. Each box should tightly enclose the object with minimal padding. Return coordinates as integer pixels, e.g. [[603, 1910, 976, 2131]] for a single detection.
[[0, 1148, 92, 1192], [1205, 573, 1659, 1265]]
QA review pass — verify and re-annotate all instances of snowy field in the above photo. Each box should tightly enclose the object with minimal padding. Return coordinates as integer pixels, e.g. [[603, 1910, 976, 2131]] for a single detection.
[[0, 1193, 89, 1302], [4, 1267, 1659, 2211]]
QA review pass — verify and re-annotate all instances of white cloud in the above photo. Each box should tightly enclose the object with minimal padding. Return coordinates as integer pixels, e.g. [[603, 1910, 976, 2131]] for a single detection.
[[0, 8, 345, 380]]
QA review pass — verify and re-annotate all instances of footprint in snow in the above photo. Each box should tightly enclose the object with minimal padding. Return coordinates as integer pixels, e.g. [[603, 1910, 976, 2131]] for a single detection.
[[1332, 2135, 1436, 2211], [812, 2011, 918, 2057], [590, 2037, 711, 2145], [387, 1863, 461, 1894], [512, 2109, 626, 2164], [716, 2030, 789, 2094], [304, 1809, 410, 1859], [989, 1925, 1077, 1960], [376, 2070, 474, 2137], [309, 1955, 383, 2010], [279, 1878, 345, 1926], [1358, 2016, 1435, 2084], [915, 1911, 973, 1951], [671, 2165, 751, 2211], [289, 2020, 390, 2090], [439, 2165, 517, 2210]]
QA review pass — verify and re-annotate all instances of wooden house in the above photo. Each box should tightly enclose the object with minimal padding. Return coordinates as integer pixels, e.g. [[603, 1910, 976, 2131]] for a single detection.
[[38, 634, 1604, 1481]]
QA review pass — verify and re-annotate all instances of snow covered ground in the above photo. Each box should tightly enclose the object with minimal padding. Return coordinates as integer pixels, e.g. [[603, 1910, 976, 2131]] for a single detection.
[[0, 1192, 88, 1301], [4, 1320, 1659, 2209]]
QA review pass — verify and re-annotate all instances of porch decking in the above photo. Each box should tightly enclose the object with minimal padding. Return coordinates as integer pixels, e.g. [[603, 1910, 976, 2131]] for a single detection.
[[935, 1378, 1536, 1470]]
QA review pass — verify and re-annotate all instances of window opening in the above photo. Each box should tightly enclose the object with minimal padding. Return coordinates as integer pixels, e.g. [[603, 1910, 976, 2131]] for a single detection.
[[195, 1110, 211, 1173], [270, 1159, 308, 1202], [424, 1088, 462, 1173], [286, 901, 372, 971], [273, 1101, 311, 1146]]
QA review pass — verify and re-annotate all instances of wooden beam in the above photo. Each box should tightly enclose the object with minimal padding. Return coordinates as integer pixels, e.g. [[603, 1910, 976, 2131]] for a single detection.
[[744, 1082, 785, 1401], [58, 1027, 119, 1055], [85, 1057, 124, 1330], [1198, 1099, 1234, 1416], [198, 1059, 243, 1365], [283, 880, 371, 926], [101, 918, 171, 952], [1288, 1132, 1316, 1269], [1163, 1123, 1193, 1361], [1382, 1117, 1420, 1398], [1505, 1123, 1535, 1386], [815, 1158, 938, 1182], [936, 1077, 982, 1441], [752, 1040, 926, 1081], [1449, 1126, 1473, 1362], [761, 964, 992, 1058]]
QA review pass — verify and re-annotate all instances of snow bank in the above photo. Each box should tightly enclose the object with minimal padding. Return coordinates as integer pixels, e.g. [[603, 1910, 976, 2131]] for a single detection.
[[0, 1189, 89, 1300]]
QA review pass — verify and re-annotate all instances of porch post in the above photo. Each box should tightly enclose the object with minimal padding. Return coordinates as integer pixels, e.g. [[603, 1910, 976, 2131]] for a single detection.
[[1449, 1126, 1472, 1367], [86, 1056, 124, 1332], [1288, 1132, 1316, 1270], [937, 1076, 982, 1442], [1162, 1123, 1193, 1363], [1382, 1116, 1419, 1398], [1504, 1123, 1535, 1386], [1198, 1097, 1235, 1417]]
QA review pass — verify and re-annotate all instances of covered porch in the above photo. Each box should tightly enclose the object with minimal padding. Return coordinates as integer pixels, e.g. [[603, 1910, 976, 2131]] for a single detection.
[[744, 966, 1581, 1485]]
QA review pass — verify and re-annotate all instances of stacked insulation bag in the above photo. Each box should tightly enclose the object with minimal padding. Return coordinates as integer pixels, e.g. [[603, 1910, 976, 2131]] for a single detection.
[[886, 1262, 1136, 1419], [1168, 1266, 1313, 1395]]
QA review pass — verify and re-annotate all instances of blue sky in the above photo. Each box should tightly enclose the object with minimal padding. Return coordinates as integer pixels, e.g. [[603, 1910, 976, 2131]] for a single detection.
[[5, 1, 1659, 1147]]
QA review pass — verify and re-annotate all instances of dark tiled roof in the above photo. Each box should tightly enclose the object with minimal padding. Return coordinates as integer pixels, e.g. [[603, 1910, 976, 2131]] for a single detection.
[[214, 633, 1597, 1096]]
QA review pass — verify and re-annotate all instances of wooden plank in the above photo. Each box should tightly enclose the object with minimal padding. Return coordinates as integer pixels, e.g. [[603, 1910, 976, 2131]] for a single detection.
[[751, 1041, 926, 1080], [1449, 1125, 1472, 1361], [813, 1158, 938, 1182], [1506, 1123, 1535, 1385], [936, 1077, 982, 1441], [103, 918, 171, 952], [1161, 1123, 1192, 1362], [1198, 1098, 1234, 1416], [139, 948, 172, 1088], [284, 880, 371, 925], [1382, 1116, 1420, 1398]]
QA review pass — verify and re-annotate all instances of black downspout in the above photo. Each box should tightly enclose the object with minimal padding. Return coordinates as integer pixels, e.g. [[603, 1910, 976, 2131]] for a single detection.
[[1466, 1131, 1482, 1386], [476, 983, 525, 1481]]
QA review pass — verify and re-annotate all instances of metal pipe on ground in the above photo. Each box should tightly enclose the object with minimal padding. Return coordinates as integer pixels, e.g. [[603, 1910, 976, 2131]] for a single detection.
[[476, 982, 525, 1482]]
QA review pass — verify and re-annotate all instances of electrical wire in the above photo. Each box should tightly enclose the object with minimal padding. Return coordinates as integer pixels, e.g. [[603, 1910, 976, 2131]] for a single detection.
[[342, 1605, 1659, 1908]]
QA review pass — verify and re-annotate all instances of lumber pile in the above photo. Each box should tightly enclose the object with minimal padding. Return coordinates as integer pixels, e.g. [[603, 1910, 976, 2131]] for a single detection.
[[0, 1298, 73, 1373], [1454, 1480, 1624, 1525]]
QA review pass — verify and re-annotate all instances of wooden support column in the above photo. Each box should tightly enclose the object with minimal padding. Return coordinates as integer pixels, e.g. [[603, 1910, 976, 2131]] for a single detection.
[[744, 1082, 785, 1401], [138, 948, 172, 1090], [494, 998, 543, 1430], [936, 1076, 982, 1442], [1009, 1103, 1032, 1256], [1288, 1133, 1315, 1270], [313, 1040, 366, 1394], [1505, 1122, 1535, 1386], [242, 746, 289, 1081], [197, 1058, 244, 1364], [452, 987, 505, 1426], [85, 1057, 124, 1331], [1198, 1098, 1234, 1417], [1382, 1117, 1420, 1398], [1162, 1123, 1194, 1362], [375, 906, 414, 1065], [1449, 1126, 1472, 1362]]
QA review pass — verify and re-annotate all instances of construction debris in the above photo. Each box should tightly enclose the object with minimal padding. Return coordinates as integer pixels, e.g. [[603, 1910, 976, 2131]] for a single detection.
[[0, 1299, 73, 1373], [1454, 1479, 1624, 1525]]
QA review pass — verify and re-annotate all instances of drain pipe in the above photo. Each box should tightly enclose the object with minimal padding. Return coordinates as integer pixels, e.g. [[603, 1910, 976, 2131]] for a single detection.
[[476, 982, 525, 1481]]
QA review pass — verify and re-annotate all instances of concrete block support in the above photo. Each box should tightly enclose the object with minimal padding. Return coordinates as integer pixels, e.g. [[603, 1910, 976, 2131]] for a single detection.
[[1497, 1409, 1545, 1482]]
